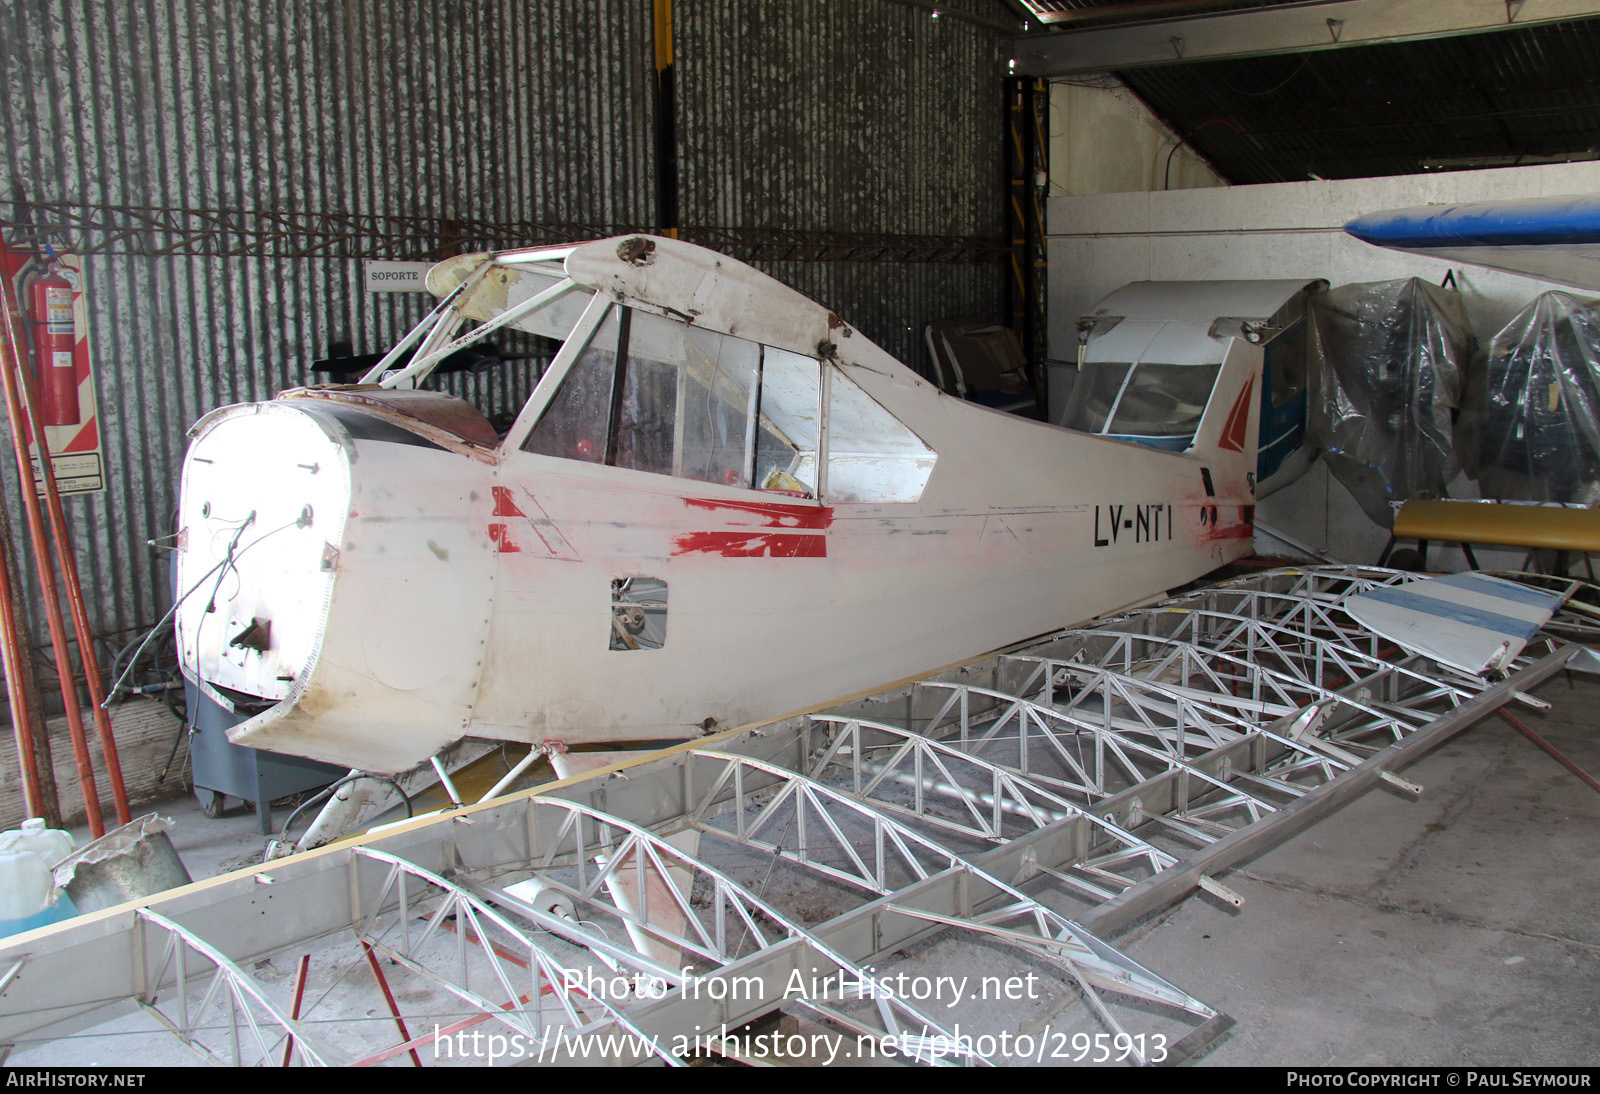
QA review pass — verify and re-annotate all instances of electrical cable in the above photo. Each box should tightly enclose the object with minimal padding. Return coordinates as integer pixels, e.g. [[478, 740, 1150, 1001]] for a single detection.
[[277, 773, 415, 848], [1164, 118, 1242, 190], [156, 715, 187, 785], [1223, 55, 1309, 97], [103, 509, 305, 707], [102, 514, 254, 707]]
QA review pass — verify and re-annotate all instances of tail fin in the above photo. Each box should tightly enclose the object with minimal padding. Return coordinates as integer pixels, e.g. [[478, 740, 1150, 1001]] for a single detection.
[[1189, 341, 1261, 476]]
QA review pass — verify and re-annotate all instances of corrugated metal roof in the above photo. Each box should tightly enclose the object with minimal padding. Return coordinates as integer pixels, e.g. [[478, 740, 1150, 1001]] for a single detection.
[[1115, 15, 1600, 184]]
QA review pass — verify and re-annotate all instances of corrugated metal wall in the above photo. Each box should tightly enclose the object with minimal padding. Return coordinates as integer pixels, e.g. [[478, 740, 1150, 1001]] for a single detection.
[[0, 0, 1012, 703], [678, 0, 1010, 365]]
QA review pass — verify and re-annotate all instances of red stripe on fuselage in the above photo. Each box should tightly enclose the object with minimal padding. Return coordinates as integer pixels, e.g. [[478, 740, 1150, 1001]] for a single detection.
[[682, 496, 833, 530], [492, 485, 525, 517], [672, 531, 827, 557]]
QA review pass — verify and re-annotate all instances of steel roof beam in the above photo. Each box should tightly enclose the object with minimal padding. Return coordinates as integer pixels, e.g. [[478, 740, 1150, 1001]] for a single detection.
[[1013, 0, 1600, 75]]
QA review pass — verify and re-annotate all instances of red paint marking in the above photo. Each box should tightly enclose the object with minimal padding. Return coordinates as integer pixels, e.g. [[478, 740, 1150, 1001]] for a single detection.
[[523, 495, 580, 559], [1197, 507, 1256, 543], [488, 523, 521, 553], [1217, 376, 1255, 453], [491, 484, 582, 560], [1198, 522, 1255, 542], [673, 531, 827, 557], [492, 484, 526, 517], [683, 496, 833, 530], [520, 506, 566, 558]]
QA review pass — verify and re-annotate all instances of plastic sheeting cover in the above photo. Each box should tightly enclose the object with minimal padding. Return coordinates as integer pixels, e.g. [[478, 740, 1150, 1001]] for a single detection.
[[1309, 278, 1473, 526], [1458, 291, 1600, 506]]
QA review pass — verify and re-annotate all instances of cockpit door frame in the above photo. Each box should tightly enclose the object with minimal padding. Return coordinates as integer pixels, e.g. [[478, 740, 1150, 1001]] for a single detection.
[[497, 292, 615, 458]]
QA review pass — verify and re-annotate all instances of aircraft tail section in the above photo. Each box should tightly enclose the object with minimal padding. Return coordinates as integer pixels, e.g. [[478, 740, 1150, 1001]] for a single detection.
[[1187, 339, 1262, 496]]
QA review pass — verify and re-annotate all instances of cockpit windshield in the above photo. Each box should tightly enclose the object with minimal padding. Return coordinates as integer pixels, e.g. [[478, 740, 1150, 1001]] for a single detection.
[[364, 254, 936, 502], [520, 304, 792, 490], [1063, 361, 1220, 442], [519, 299, 934, 502]]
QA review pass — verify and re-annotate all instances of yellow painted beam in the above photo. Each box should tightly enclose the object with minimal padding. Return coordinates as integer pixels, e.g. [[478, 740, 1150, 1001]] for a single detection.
[[1393, 499, 1600, 552], [654, 0, 673, 71]]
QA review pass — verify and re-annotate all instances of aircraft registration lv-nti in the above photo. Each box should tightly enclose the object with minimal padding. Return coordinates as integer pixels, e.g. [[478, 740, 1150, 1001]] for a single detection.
[[176, 235, 1262, 774]]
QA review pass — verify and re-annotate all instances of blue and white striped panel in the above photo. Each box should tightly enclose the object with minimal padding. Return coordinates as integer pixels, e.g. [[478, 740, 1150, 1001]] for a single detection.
[[1344, 573, 1563, 675]]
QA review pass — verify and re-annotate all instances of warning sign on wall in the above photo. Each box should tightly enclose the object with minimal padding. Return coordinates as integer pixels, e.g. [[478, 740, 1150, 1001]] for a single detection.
[[1, 251, 105, 497]]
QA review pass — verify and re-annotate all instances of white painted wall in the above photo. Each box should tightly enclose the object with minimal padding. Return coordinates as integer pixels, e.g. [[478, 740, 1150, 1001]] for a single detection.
[[1045, 161, 1600, 568], [1049, 79, 1227, 197]]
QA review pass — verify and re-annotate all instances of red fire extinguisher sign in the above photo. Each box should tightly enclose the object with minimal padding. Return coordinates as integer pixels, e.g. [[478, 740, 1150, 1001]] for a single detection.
[[0, 249, 104, 496], [30, 269, 80, 427]]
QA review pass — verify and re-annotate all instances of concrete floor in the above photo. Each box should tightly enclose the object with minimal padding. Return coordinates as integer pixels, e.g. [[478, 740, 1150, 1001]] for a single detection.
[[12, 669, 1600, 1067], [1123, 670, 1600, 1067]]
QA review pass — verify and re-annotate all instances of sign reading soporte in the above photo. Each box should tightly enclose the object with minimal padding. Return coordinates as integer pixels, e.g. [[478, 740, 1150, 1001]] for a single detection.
[[363, 261, 433, 293]]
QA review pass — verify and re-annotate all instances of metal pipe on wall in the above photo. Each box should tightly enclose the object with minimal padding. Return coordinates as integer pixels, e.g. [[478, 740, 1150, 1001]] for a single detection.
[[14, 337, 131, 827], [0, 287, 102, 835], [0, 513, 48, 820], [0, 238, 130, 833]]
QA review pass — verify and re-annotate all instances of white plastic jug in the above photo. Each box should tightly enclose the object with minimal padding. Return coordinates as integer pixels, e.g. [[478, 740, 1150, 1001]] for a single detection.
[[0, 818, 76, 934], [0, 817, 74, 864]]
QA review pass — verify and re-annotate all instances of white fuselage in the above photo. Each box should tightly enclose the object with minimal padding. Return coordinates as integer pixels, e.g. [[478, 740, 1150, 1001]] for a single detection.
[[176, 237, 1259, 773]]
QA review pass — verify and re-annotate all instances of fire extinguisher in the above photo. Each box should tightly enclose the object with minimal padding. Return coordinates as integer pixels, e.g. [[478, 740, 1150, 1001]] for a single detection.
[[28, 264, 80, 427]]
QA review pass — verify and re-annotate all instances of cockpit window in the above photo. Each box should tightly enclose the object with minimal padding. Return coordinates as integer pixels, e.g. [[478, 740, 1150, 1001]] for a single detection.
[[524, 307, 823, 494], [372, 261, 589, 441], [1062, 362, 1132, 435], [826, 367, 937, 503], [757, 347, 820, 493], [518, 304, 933, 502], [520, 307, 621, 463], [613, 311, 762, 485], [1063, 361, 1219, 439], [1106, 363, 1220, 438]]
